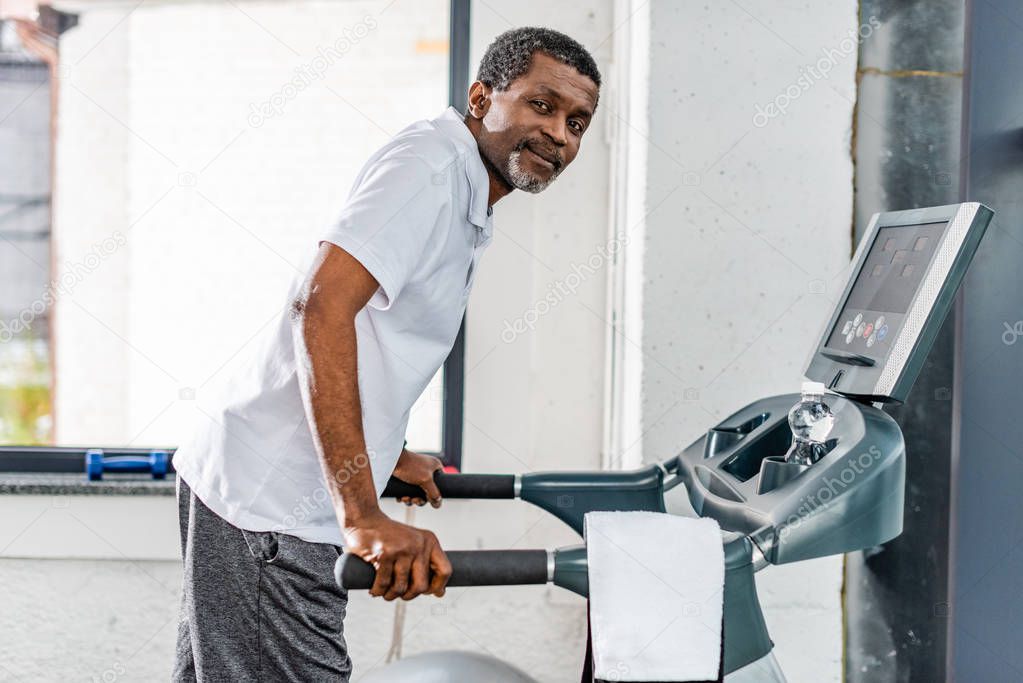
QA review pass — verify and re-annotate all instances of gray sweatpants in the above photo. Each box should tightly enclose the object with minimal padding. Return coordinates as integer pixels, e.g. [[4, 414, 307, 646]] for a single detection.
[[173, 478, 353, 681]]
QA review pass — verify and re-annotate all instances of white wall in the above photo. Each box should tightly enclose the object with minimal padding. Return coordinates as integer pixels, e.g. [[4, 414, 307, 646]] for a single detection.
[[625, 1, 857, 466], [611, 1, 860, 680], [463, 2, 614, 478], [0, 496, 582, 682]]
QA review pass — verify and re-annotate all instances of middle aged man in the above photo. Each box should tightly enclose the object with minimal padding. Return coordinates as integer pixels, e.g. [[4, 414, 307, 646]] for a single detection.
[[172, 26, 601, 681]]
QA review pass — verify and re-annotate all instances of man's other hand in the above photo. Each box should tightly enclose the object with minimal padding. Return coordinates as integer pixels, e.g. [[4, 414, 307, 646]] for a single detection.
[[343, 511, 452, 600], [392, 449, 444, 508]]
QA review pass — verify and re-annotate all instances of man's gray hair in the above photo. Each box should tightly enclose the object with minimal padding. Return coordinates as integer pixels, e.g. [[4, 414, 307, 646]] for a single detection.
[[476, 27, 601, 95]]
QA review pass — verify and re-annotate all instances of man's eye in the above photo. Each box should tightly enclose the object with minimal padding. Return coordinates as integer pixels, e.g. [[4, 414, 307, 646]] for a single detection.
[[569, 120, 584, 134], [532, 100, 551, 113]]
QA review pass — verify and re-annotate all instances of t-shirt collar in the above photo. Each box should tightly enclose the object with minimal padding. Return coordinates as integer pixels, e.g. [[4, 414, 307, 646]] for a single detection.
[[433, 107, 493, 237]]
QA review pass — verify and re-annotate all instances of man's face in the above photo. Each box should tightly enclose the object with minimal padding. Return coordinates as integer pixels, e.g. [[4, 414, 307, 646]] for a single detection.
[[475, 52, 598, 194]]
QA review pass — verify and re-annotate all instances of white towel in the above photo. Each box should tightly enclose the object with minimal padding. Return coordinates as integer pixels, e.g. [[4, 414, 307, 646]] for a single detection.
[[585, 511, 725, 682]]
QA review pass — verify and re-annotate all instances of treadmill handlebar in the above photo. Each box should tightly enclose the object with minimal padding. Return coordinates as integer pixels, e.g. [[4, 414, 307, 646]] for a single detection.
[[336, 549, 550, 590], [382, 472, 516, 500]]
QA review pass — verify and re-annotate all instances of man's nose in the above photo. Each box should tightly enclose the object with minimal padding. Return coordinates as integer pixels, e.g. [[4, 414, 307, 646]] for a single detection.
[[541, 117, 569, 147]]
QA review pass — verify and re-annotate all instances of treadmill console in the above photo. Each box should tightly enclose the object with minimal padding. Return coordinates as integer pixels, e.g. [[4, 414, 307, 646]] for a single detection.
[[674, 202, 993, 564], [806, 203, 993, 402]]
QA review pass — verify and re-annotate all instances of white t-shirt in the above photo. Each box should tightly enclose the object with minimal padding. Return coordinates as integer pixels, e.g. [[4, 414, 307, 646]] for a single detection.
[[172, 107, 494, 545]]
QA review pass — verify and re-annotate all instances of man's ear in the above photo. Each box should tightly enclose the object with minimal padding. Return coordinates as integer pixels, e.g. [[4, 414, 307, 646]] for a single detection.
[[466, 81, 491, 119]]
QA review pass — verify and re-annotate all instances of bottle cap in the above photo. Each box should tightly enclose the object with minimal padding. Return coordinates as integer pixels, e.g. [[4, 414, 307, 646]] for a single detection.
[[801, 380, 827, 396]]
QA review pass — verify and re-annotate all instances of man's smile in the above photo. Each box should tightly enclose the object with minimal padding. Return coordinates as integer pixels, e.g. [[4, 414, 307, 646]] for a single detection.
[[522, 143, 561, 171]]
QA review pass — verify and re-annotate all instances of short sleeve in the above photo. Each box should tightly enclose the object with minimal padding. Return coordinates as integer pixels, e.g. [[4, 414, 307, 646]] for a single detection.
[[321, 151, 448, 310]]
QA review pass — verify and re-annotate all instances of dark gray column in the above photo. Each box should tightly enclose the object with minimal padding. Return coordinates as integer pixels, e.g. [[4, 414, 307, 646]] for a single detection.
[[949, 1, 1023, 680], [845, 2, 965, 681]]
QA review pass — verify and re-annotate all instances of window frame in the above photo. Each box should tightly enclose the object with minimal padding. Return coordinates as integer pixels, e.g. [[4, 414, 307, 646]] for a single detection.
[[438, 0, 471, 471]]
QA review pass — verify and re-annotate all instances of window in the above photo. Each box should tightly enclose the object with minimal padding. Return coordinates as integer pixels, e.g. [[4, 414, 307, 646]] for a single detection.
[[0, 23, 53, 445], [0, 2, 470, 472]]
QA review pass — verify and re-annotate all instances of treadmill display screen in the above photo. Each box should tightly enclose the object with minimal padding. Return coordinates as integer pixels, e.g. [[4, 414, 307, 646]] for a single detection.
[[825, 221, 949, 362]]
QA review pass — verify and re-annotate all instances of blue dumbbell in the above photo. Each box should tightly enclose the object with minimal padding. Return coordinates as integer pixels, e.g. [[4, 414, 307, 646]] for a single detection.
[[85, 449, 169, 481]]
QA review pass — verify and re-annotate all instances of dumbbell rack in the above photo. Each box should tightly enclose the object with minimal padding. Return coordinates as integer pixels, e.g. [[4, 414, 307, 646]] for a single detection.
[[0, 446, 177, 480]]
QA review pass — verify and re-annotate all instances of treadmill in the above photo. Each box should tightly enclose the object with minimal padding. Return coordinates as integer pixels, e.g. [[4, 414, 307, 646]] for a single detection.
[[338, 202, 993, 682]]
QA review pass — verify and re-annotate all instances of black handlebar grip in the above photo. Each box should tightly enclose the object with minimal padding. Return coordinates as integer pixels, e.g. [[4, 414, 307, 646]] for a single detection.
[[336, 549, 549, 590], [382, 472, 516, 500]]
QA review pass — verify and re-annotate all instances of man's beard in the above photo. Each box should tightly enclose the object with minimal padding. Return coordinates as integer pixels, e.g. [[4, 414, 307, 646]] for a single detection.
[[505, 143, 563, 194]]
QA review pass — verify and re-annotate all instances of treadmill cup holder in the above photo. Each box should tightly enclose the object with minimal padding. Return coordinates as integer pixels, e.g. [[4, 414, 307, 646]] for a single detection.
[[755, 456, 810, 495], [703, 412, 771, 459], [753, 436, 838, 495]]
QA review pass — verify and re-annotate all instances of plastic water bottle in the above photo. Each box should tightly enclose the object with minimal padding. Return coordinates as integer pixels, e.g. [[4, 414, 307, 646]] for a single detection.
[[784, 381, 835, 466]]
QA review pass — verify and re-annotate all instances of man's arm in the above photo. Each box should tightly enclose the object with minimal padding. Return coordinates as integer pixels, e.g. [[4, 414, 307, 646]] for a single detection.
[[290, 242, 451, 600]]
